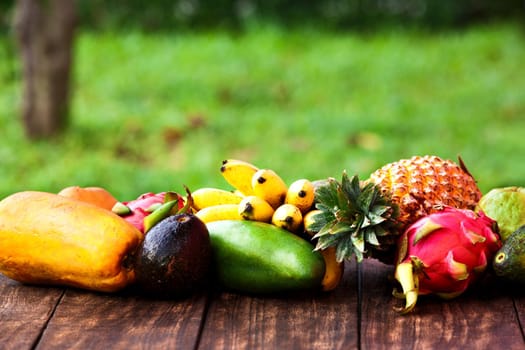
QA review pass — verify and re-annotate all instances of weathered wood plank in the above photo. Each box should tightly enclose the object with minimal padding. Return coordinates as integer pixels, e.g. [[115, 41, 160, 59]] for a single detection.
[[506, 282, 525, 343], [35, 287, 208, 349], [2, 260, 525, 349], [360, 260, 525, 349], [198, 261, 359, 350], [0, 274, 64, 350]]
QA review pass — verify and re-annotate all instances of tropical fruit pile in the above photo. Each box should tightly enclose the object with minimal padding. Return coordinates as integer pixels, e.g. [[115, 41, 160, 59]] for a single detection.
[[190, 159, 344, 293], [0, 154, 523, 314]]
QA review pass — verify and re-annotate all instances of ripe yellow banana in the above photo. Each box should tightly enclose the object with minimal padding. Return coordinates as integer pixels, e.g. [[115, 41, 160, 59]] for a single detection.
[[195, 204, 242, 223], [303, 209, 322, 236], [285, 179, 315, 214], [220, 159, 259, 196], [320, 246, 345, 292], [271, 203, 303, 233], [233, 190, 245, 197], [238, 195, 275, 222], [251, 169, 288, 209], [191, 187, 244, 211]]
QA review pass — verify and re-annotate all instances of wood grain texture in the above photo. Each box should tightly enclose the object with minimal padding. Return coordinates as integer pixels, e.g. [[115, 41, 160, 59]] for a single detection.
[[1, 260, 525, 349], [35, 287, 208, 350], [199, 261, 359, 350], [504, 281, 525, 345], [360, 260, 525, 349], [0, 274, 64, 350]]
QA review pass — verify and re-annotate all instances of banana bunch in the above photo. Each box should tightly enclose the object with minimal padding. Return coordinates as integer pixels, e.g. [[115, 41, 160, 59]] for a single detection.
[[193, 159, 323, 235], [191, 159, 344, 292], [195, 159, 312, 231]]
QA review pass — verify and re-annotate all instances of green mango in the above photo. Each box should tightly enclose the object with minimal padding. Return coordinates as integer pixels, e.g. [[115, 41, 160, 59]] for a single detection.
[[207, 220, 325, 294], [493, 225, 525, 283]]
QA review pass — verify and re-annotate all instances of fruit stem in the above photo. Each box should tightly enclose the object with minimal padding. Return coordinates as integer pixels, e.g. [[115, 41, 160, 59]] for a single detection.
[[179, 185, 194, 214], [393, 261, 419, 314]]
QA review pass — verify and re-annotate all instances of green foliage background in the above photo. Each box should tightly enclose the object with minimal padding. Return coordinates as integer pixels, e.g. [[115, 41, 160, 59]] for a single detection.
[[74, 0, 522, 30], [0, 2, 524, 200]]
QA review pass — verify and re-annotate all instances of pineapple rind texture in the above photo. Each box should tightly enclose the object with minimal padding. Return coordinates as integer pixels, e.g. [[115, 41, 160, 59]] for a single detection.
[[368, 155, 482, 230]]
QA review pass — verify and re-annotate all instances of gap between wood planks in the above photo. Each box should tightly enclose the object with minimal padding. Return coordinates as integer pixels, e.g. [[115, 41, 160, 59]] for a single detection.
[[512, 298, 525, 343], [193, 286, 214, 350], [30, 289, 66, 350]]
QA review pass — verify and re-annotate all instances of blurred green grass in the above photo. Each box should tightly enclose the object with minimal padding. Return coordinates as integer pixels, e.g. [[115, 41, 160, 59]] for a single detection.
[[1, 22, 524, 201]]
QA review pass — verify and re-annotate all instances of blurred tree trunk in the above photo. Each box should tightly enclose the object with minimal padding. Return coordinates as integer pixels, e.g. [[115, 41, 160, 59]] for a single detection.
[[13, 0, 76, 139]]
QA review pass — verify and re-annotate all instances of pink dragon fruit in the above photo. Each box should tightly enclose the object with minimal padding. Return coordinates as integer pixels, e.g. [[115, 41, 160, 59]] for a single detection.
[[116, 192, 185, 233], [394, 206, 501, 314]]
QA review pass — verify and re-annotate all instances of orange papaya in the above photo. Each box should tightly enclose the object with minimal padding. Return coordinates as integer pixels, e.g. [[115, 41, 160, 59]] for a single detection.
[[0, 191, 143, 292], [57, 185, 119, 211]]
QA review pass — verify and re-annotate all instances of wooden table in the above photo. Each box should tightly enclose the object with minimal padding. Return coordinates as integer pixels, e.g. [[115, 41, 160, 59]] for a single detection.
[[1, 259, 524, 349]]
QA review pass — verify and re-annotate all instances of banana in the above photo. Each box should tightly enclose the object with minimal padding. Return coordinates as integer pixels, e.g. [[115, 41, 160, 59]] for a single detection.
[[320, 246, 345, 292], [220, 159, 259, 196], [285, 179, 315, 214], [191, 187, 244, 211], [195, 204, 242, 223], [238, 195, 275, 222], [233, 190, 245, 197], [251, 169, 288, 209], [303, 209, 322, 236], [272, 203, 303, 233]]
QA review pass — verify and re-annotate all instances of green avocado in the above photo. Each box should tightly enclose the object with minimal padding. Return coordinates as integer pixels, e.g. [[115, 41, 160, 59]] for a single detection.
[[134, 214, 212, 297], [493, 225, 525, 284], [207, 220, 326, 294]]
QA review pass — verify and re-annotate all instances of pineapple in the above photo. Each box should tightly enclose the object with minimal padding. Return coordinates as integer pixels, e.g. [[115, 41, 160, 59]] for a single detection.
[[369, 155, 482, 229], [312, 155, 482, 265]]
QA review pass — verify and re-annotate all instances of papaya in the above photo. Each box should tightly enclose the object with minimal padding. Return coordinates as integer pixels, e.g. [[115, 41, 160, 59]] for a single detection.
[[58, 186, 119, 211], [0, 191, 143, 292], [207, 220, 325, 294]]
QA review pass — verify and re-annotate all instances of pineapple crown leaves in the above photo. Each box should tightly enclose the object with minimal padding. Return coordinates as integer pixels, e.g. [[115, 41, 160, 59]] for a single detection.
[[312, 171, 399, 263]]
